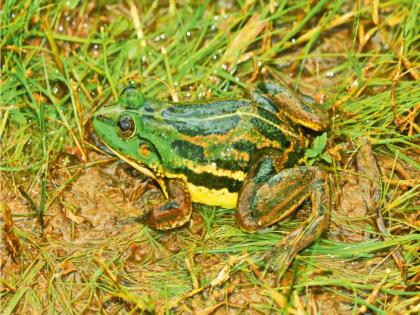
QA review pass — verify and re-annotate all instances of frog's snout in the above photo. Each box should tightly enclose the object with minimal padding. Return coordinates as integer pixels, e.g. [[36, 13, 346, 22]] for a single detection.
[[94, 114, 109, 123]]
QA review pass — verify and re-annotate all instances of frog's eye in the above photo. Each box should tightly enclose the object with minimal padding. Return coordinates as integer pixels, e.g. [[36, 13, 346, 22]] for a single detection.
[[117, 115, 135, 139], [122, 85, 137, 96]]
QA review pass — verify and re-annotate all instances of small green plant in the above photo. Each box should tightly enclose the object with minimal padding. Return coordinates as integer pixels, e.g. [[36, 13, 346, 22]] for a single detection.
[[304, 132, 332, 165]]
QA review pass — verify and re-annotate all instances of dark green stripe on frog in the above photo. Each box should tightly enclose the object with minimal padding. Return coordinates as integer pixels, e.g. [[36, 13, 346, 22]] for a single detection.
[[172, 166, 242, 193], [162, 100, 250, 136]]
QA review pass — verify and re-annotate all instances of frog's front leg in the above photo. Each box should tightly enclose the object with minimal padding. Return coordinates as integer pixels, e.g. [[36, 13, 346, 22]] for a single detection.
[[147, 178, 192, 230], [236, 155, 330, 280]]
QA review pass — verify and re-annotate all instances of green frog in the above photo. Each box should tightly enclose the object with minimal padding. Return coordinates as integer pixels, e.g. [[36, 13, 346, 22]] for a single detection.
[[92, 82, 331, 278]]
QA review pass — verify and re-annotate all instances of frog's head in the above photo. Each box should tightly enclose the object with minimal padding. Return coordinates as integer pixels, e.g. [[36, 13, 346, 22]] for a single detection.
[[92, 87, 164, 180]]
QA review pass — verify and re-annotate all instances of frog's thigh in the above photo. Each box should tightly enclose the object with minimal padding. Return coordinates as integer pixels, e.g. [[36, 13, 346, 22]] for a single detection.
[[253, 82, 328, 132], [236, 164, 330, 235], [148, 178, 192, 230]]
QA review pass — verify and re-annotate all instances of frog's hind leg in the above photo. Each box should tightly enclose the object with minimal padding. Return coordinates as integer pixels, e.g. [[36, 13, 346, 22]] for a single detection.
[[148, 178, 192, 230], [251, 82, 329, 132], [236, 156, 330, 280]]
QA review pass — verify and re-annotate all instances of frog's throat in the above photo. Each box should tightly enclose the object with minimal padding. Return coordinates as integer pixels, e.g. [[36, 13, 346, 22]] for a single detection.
[[101, 143, 169, 198]]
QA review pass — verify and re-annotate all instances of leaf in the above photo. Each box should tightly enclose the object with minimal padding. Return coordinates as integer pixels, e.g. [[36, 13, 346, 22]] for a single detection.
[[320, 153, 332, 164], [305, 148, 319, 158], [312, 132, 328, 153], [305, 132, 328, 158], [307, 158, 316, 166]]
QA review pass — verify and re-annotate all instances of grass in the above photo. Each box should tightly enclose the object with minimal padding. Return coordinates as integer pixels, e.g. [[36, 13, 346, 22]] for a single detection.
[[1, 0, 419, 313]]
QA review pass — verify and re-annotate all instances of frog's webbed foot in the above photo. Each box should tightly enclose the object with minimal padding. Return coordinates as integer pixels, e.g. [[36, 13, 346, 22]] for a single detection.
[[147, 178, 192, 230], [250, 82, 329, 132], [236, 155, 330, 282]]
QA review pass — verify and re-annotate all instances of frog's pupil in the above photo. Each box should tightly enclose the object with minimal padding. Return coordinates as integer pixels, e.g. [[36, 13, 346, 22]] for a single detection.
[[118, 116, 132, 131], [118, 116, 134, 138]]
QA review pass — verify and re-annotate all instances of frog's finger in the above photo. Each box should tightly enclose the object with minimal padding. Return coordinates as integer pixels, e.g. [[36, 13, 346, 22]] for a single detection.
[[148, 178, 192, 230]]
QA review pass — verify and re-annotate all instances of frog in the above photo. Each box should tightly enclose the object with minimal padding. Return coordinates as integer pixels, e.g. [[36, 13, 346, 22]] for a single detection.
[[92, 82, 331, 279]]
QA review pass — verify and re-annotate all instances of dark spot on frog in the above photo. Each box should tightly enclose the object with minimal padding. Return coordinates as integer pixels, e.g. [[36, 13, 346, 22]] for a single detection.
[[171, 140, 205, 161], [167, 115, 240, 136], [232, 140, 257, 154], [161, 100, 248, 136]]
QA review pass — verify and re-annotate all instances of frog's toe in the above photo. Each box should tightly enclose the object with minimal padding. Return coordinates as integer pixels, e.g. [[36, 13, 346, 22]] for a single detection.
[[263, 248, 293, 282]]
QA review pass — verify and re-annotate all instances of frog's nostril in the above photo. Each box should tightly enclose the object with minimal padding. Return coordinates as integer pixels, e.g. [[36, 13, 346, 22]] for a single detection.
[[96, 114, 107, 121]]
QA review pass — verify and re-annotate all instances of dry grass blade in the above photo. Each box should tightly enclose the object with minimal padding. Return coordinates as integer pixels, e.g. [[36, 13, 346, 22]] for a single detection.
[[222, 14, 266, 69]]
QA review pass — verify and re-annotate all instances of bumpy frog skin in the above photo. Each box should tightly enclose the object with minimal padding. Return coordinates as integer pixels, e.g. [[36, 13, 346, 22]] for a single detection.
[[92, 82, 331, 278]]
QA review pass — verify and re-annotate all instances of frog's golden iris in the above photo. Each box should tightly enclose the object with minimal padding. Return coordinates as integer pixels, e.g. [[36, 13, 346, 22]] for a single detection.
[[92, 82, 331, 279]]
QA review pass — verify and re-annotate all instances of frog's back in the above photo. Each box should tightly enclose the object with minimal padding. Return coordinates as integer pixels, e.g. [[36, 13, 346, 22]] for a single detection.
[[145, 99, 299, 200]]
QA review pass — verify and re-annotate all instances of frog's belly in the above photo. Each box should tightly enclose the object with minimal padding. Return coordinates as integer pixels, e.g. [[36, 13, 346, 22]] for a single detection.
[[187, 182, 238, 209]]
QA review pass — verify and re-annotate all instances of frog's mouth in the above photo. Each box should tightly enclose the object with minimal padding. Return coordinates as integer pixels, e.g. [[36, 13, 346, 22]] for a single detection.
[[99, 141, 169, 199]]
